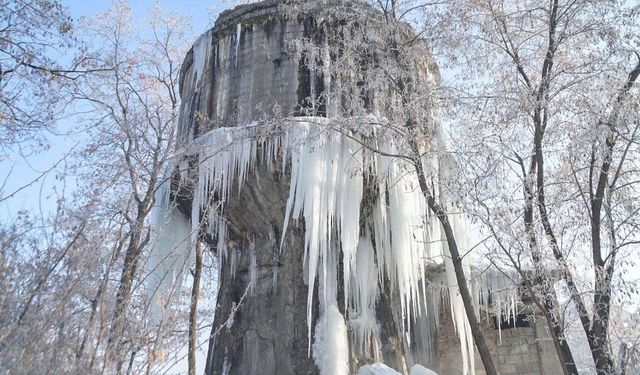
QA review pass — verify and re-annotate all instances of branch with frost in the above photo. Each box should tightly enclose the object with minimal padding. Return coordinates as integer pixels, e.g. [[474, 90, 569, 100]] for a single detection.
[[152, 283, 252, 375]]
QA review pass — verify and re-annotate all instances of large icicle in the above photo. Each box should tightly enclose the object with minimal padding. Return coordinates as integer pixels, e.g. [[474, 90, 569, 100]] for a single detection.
[[313, 305, 350, 375], [349, 236, 381, 358], [191, 32, 211, 84], [279, 124, 364, 348], [312, 242, 349, 375], [147, 164, 192, 324], [368, 137, 444, 341]]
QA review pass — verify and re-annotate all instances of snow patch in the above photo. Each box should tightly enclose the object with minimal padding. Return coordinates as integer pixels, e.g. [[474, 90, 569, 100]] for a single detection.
[[356, 362, 402, 375], [355, 362, 439, 375], [410, 364, 439, 375]]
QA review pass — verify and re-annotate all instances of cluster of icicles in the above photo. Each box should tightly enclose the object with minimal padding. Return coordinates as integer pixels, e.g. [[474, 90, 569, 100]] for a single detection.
[[148, 117, 522, 375]]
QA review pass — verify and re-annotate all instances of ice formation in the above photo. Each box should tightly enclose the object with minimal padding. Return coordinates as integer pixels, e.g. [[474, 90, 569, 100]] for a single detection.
[[234, 23, 242, 66], [191, 33, 211, 84], [356, 363, 439, 375], [313, 305, 350, 375], [148, 117, 521, 374], [350, 236, 381, 358], [356, 362, 403, 375], [147, 163, 193, 323]]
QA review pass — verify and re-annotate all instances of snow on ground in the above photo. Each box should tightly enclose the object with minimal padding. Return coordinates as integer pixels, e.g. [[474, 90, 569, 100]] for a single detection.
[[356, 362, 439, 375]]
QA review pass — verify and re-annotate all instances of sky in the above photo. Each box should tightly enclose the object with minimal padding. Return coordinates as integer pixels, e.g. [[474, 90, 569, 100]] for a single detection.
[[64, 0, 218, 32], [0, 1, 238, 222]]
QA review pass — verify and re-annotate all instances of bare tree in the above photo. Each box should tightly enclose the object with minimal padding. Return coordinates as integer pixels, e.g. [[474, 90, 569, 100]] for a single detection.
[[0, 0, 112, 152], [1, 2, 197, 373], [69, 3, 192, 370], [421, 0, 640, 373]]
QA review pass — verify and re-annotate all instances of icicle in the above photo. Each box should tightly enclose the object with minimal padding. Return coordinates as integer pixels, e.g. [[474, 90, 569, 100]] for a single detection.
[[276, 124, 366, 352], [338, 142, 363, 311], [230, 248, 240, 280], [222, 357, 231, 375], [368, 139, 439, 337], [234, 23, 242, 66], [192, 32, 211, 84], [170, 117, 504, 372], [349, 236, 380, 358], [217, 219, 228, 261], [313, 305, 350, 375], [147, 162, 192, 324], [310, 233, 347, 372]]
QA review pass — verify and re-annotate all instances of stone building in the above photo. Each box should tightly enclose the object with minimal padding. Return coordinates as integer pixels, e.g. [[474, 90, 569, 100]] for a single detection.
[[161, 1, 566, 374], [435, 285, 564, 375]]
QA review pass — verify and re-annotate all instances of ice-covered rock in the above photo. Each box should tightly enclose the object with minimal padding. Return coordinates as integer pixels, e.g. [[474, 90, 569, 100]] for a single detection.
[[356, 363, 439, 375], [410, 364, 439, 375], [356, 362, 402, 375]]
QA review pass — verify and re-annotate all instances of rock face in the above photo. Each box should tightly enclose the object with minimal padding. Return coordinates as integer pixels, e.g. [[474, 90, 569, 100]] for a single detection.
[[173, 1, 563, 375], [177, 0, 437, 144], [176, 2, 438, 375], [203, 165, 316, 374]]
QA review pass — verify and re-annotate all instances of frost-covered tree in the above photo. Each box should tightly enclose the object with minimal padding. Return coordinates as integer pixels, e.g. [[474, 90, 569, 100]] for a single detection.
[[0, 0, 113, 152], [0, 2, 207, 374], [418, 0, 640, 373], [0, 0, 73, 149], [68, 2, 196, 371]]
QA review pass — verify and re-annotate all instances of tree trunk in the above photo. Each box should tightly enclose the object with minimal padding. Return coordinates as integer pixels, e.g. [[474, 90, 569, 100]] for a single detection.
[[189, 240, 203, 375], [411, 145, 497, 375]]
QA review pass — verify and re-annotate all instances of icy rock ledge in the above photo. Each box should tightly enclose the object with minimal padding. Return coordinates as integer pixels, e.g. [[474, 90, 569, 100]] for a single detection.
[[409, 365, 440, 375], [356, 363, 438, 375]]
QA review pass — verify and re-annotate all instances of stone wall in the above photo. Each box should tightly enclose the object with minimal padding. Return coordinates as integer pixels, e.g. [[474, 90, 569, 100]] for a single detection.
[[436, 303, 564, 375], [495, 327, 541, 375], [180, 2, 440, 374]]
